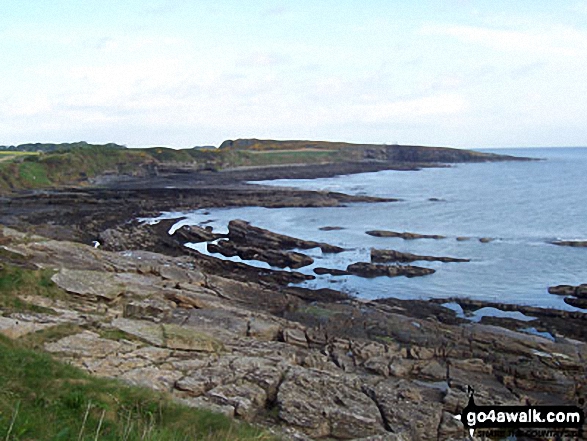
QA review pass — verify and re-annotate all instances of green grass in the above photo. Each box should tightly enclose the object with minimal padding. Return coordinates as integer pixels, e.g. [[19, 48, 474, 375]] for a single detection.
[[0, 264, 68, 315], [0, 146, 154, 192], [0, 263, 275, 439], [17, 161, 52, 186], [0, 335, 275, 440]]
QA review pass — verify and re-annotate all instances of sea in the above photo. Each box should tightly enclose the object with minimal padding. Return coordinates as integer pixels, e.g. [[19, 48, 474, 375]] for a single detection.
[[149, 147, 587, 312]]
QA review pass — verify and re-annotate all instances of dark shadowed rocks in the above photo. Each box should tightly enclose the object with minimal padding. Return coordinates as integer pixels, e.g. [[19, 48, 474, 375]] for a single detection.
[[313, 267, 350, 276], [346, 262, 435, 278], [564, 297, 587, 309], [173, 224, 224, 243], [548, 284, 587, 310], [366, 230, 445, 240], [2, 225, 587, 441], [551, 240, 587, 247], [207, 239, 314, 269], [371, 248, 470, 263], [228, 219, 344, 253]]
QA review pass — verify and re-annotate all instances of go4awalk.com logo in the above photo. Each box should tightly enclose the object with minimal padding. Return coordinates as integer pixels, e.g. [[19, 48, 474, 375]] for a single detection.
[[454, 387, 584, 439]]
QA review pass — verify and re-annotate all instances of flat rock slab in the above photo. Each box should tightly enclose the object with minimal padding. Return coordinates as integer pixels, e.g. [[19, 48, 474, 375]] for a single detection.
[[0, 316, 57, 339], [44, 330, 137, 358], [51, 268, 125, 301], [111, 317, 223, 352], [121, 366, 183, 392]]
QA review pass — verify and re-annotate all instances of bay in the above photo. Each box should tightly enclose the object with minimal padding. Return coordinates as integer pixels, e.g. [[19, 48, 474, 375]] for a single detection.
[[157, 147, 587, 311]]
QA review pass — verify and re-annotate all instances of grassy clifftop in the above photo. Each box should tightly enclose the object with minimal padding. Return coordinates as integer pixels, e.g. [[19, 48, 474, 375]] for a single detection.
[[0, 145, 155, 191], [218, 138, 519, 164], [0, 139, 525, 193]]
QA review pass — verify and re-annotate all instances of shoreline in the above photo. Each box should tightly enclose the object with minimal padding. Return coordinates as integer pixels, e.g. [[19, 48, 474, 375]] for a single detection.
[[1, 159, 586, 439]]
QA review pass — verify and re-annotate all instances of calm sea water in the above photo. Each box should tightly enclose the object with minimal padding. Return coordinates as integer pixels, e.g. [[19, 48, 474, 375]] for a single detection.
[[156, 148, 587, 311]]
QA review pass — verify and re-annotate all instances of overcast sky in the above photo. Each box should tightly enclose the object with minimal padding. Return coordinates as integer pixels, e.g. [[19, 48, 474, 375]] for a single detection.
[[1, 1, 586, 149]]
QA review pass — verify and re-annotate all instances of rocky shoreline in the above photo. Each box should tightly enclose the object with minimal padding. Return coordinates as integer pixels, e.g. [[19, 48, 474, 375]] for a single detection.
[[0, 163, 586, 440]]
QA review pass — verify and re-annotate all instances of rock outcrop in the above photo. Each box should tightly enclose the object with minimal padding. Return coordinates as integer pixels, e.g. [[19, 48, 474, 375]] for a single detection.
[[371, 248, 469, 263], [551, 240, 587, 247], [208, 239, 314, 269], [346, 262, 435, 278], [229, 220, 344, 253], [366, 230, 445, 240], [2, 225, 586, 440], [548, 284, 587, 310]]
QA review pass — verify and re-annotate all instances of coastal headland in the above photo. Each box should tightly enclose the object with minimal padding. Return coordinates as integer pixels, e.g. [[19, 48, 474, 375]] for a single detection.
[[0, 140, 584, 440]]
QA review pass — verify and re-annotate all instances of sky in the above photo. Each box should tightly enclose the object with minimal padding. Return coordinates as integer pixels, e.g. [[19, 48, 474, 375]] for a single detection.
[[1, 1, 587, 149]]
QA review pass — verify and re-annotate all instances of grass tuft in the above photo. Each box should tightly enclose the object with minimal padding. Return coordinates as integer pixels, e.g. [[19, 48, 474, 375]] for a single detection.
[[0, 264, 67, 314], [0, 335, 276, 440]]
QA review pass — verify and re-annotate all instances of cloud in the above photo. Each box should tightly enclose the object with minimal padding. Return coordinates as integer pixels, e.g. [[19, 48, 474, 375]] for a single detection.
[[238, 51, 286, 67], [352, 94, 469, 124], [421, 24, 587, 58], [570, 1, 587, 14], [509, 61, 547, 80], [263, 5, 288, 17]]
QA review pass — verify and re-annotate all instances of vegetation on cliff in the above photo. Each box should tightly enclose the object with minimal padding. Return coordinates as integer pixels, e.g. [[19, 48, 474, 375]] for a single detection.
[[0, 139, 527, 193], [0, 262, 273, 440], [0, 336, 273, 440]]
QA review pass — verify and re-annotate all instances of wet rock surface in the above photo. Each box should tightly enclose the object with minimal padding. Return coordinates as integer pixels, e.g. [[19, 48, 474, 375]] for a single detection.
[[366, 230, 446, 240], [208, 239, 314, 269], [229, 219, 345, 253], [347, 262, 436, 278], [548, 284, 587, 310], [551, 240, 587, 247], [371, 248, 470, 263]]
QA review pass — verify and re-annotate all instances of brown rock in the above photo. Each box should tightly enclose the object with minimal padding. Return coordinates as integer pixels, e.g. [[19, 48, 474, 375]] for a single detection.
[[346, 262, 435, 278], [208, 239, 314, 269], [173, 224, 223, 243], [228, 219, 344, 253], [282, 328, 308, 348], [564, 297, 587, 309], [551, 240, 587, 247], [247, 318, 282, 341], [366, 230, 445, 240], [206, 382, 267, 421], [123, 298, 175, 322], [277, 367, 385, 439], [371, 248, 469, 263], [363, 380, 443, 441], [51, 268, 125, 301], [121, 367, 182, 392], [313, 267, 350, 276], [548, 285, 577, 296]]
